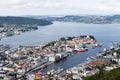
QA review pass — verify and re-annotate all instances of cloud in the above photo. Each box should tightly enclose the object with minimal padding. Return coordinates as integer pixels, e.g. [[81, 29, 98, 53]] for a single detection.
[[0, 0, 119, 16]]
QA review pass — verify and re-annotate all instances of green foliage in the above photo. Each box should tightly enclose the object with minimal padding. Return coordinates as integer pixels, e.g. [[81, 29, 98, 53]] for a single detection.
[[60, 36, 75, 41], [102, 52, 107, 56], [67, 37, 74, 40], [83, 67, 120, 80], [80, 35, 87, 38], [49, 78, 53, 80], [0, 16, 52, 25], [60, 37, 66, 41], [89, 35, 95, 40], [42, 41, 56, 49], [79, 35, 95, 40], [110, 60, 118, 64]]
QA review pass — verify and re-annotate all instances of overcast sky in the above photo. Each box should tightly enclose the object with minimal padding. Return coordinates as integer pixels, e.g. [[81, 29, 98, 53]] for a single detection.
[[0, 0, 120, 16]]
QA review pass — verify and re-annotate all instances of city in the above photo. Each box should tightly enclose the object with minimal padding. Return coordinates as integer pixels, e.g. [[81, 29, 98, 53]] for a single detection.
[[0, 0, 120, 80], [0, 35, 102, 79]]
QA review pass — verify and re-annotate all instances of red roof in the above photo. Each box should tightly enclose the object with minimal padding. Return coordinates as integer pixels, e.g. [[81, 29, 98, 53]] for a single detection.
[[86, 59, 108, 67]]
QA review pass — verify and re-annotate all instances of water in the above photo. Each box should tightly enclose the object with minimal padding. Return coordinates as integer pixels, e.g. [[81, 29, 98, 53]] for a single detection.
[[1, 22, 120, 72]]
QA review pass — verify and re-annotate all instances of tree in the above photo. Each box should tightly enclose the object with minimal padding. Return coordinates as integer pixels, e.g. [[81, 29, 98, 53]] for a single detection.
[[60, 37, 66, 41]]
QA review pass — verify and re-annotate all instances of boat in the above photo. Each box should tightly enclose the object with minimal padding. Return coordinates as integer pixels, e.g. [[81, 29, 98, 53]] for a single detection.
[[95, 43, 102, 47], [32, 67, 43, 73], [32, 62, 51, 73], [55, 53, 68, 62], [47, 68, 63, 75], [86, 56, 95, 61], [74, 48, 86, 52], [56, 68, 63, 74], [86, 57, 90, 61], [47, 69, 55, 75]]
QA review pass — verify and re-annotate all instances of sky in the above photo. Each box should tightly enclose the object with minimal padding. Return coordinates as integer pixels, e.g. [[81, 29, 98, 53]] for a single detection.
[[0, 0, 120, 16]]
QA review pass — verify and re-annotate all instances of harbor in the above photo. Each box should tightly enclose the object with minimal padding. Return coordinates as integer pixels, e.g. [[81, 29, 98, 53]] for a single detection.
[[27, 42, 120, 80], [0, 22, 120, 79], [0, 35, 102, 79], [0, 0, 120, 79], [8, 44, 120, 80], [59, 42, 120, 80]]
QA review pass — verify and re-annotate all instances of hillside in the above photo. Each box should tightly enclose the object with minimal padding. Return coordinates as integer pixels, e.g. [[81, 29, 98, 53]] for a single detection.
[[0, 16, 52, 26], [83, 67, 120, 80], [28, 15, 120, 24]]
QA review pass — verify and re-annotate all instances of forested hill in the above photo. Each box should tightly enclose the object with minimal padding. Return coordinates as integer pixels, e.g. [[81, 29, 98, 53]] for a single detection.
[[83, 67, 120, 80], [0, 16, 52, 25]]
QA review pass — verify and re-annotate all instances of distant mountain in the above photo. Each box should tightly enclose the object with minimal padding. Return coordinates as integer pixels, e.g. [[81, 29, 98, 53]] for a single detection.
[[26, 15, 120, 24], [0, 16, 52, 25]]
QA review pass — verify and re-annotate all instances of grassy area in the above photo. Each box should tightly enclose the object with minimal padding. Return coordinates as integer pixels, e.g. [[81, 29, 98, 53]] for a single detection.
[[42, 41, 57, 49], [83, 67, 120, 80]]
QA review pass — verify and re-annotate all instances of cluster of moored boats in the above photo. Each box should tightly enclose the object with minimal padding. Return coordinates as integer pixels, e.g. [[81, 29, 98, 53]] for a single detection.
[[47, 68, 64, 76]]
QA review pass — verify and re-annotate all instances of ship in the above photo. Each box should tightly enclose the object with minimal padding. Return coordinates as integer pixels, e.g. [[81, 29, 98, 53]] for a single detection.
[[55, 53, 68, 62], [74, 48, 86, 52]]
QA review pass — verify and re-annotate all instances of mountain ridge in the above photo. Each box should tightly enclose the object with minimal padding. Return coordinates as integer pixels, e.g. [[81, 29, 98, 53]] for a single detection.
[[0, 16, 52, 26]]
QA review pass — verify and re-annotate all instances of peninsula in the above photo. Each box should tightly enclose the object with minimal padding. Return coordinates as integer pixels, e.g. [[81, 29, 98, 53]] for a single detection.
[[0, 16, 52, 39], [0, 35, 101, 80]]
